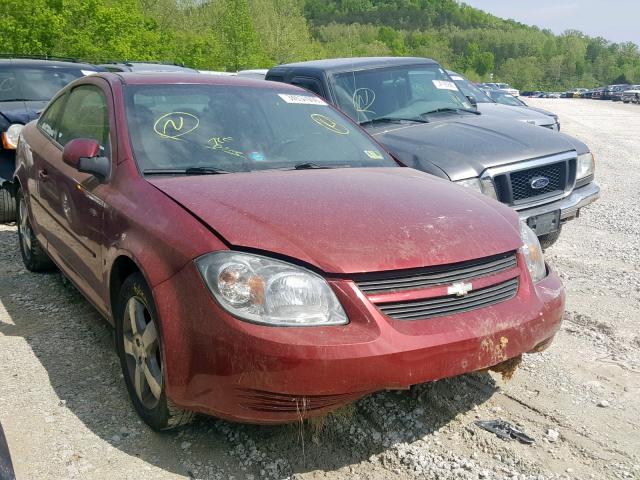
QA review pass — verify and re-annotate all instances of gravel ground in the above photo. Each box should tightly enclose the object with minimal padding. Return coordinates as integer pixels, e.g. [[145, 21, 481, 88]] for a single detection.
[[1, 98, 639, 480]]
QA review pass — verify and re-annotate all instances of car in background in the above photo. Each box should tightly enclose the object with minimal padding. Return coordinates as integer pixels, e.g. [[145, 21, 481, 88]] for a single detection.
[[267, 57, 600, 248], [447, 70, 559, 130], [565, 88, 588, 98], [603, 84, 630, 100], [0, 56, 102, 222], [98, 62, 198, 73], [15, 71, 565, 428], [481, 82, 520, 97], [591, 88, 604, 100], [621, 86, 640, 104]]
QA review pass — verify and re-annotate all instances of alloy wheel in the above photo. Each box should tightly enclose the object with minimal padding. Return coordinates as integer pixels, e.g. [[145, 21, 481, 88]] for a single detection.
[[19, 196, 32, 256], [122, 296, 163, 409]]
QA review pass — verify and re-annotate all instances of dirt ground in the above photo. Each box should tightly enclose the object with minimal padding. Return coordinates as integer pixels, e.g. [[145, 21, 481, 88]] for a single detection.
[[1, 98, 639, 480]]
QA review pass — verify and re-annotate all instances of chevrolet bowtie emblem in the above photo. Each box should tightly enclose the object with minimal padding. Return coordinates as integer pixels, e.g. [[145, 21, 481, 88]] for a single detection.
[[447, 282, 473, 297]]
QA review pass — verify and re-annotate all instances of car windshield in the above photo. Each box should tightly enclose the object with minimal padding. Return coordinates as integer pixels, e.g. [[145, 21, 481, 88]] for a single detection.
[[448, 74, 493, 104], [124, 84, 397, 174], [0, 65, 92, 102], [332, 64, 472, 124], [488, 91, 526, 107]]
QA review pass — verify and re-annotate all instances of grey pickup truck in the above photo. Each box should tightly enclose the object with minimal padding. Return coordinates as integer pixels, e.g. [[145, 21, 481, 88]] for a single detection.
[[266, 57, 600, 248]]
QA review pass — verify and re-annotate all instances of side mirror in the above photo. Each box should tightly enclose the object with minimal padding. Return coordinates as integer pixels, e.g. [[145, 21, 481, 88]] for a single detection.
[[63, 138, 110, 180], [466, 95, 478, 108]]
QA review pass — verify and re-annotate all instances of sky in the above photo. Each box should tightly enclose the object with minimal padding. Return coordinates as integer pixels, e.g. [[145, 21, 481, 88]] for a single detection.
[[462, 1, 640, 46]]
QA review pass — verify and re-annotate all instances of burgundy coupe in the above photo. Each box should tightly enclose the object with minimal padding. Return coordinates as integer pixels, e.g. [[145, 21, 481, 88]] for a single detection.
[[14, 73, 564, 429]]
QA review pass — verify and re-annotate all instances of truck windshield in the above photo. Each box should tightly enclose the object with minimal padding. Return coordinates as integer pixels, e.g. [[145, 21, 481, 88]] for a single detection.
[[0, 66, 91, 102], [332, 64, 472, 124], [124, 84, 397, 174], [448, 74, 494, 104]]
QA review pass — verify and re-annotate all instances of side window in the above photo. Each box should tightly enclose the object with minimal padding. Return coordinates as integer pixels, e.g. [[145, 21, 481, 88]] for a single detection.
[[57, 85, 110, 157], [38, 95, 67, 140], [291, 77, 324, 97]]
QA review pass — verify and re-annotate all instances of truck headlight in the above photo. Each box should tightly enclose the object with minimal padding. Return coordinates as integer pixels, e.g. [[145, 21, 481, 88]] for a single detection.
[[455, 177, 498, 200], [196, 252, 348, 327], [520, 222, 546, 282], [2, 124, 24, 150], [576, 152, 594, 179]]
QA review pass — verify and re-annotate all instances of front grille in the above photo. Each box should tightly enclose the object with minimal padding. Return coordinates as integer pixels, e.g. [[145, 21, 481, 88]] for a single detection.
[[510, 162, 565, 201], [237, 389, 364, 412], [377, 278, 519, 321], [355, 251, 517, 295], [493, 155, 576, 206]]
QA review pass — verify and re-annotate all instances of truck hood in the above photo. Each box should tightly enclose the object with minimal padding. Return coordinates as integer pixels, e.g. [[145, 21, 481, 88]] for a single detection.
[[148, 168, 521, 274], [477, 103, 556, 126], [0, 100, 47, 125], [367, 113, 587, 181]]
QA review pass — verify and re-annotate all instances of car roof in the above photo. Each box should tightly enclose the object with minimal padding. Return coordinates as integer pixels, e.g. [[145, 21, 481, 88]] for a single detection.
[[271, 57, 438, 74], [99, 62, 198, 73], [0, 58, 100, 69], [108, 72, 304, 90]]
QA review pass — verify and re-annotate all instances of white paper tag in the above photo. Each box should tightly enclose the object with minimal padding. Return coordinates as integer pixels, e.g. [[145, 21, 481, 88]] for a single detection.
[[449, 75, 463, 81], [432, 80, 458, 91], [278, 93, 327, 105]]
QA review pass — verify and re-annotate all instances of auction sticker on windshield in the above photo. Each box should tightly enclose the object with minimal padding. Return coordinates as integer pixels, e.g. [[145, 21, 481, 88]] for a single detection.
[[278, 94, 327, 105], [432, 80, 458, 91]]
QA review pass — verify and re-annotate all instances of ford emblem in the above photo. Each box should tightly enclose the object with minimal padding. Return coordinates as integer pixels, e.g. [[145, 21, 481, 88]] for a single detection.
[[530, 176, 550, 190]]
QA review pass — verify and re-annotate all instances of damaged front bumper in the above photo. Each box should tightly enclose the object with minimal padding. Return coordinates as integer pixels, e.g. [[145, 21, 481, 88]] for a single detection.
[[153, 253, 565, 424]]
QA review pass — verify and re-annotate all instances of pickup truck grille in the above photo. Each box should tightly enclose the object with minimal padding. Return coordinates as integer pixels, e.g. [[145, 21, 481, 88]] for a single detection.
[[355, 251, 517, 294], [376, 278, 519, 320], [510, 162, 565, 201], [492, 154, 576, 207]]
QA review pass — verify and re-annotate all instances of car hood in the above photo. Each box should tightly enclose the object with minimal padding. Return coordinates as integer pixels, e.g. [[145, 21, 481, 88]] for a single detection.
[[148, 168, 521, 274], [0, 100, 47, 124], [367, 114, 581, 181], [477, 103, 555, 126], [524, 105, 558, 119]]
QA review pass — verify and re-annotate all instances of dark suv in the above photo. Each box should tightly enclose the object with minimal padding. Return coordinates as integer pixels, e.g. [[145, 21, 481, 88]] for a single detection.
[[0, 57, 102, 222]]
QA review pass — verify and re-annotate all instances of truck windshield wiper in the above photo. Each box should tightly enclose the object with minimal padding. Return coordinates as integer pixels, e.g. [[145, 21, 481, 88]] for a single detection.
[[143, 167, 231, 175], [359, 116, 428, 126], [421, 107, 480, 116]]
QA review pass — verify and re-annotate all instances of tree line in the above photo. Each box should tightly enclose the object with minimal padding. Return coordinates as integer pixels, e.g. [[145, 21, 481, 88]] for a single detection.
[[1, 0, 639, 90]]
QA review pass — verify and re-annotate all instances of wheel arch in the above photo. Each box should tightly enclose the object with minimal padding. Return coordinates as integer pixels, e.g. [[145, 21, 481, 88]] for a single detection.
[[108, 254, 149, 324]]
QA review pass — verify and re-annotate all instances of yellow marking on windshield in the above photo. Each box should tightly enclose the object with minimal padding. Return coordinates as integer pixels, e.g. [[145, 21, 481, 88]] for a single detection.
[[206, 137, 246, 158], [353, 88, 376, 114], [310, 114, 350, 135], [153, 112, 199, 140]]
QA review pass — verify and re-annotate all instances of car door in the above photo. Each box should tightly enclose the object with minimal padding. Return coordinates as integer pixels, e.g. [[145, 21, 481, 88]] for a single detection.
[[37, 82, 113, 311]]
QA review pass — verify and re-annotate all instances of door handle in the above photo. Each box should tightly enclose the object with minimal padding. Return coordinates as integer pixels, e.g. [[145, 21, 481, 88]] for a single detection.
[[38, 169, 49, 180]]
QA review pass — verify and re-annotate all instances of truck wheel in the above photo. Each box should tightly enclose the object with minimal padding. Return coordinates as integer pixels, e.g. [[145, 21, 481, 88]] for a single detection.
[[17, 188, 55, 271], [0, 185, 16, 223], [115, 272, 194, 431], [538, 227, 562, 250]]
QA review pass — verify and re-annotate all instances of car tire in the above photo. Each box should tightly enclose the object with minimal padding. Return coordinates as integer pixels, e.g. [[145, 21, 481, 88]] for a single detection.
[[538, 226, 562, 250], [0, 185, 17, 223], [17, 188, 55, 271], [115, 272, 194, 431]]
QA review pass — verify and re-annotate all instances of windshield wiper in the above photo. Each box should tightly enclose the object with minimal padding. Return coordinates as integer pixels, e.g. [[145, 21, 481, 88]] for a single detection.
[[421, 107, 480, 116], [1, 98, 43, 102], [292, 162, 334, 170], [143, 167, 231, 175], [359, 116, 428, 127]]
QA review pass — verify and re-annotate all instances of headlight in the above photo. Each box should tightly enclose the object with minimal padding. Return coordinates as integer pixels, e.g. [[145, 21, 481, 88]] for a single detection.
[[2, 124, 24, 150], [455, 177, 498, 200], [520, 222, 546, 282], [196, 252, 348, 327], [577, 152, 595, 179]]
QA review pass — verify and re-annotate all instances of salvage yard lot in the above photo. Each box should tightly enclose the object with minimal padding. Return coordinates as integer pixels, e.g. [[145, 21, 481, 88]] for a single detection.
[[0, 98, 639, 480]]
